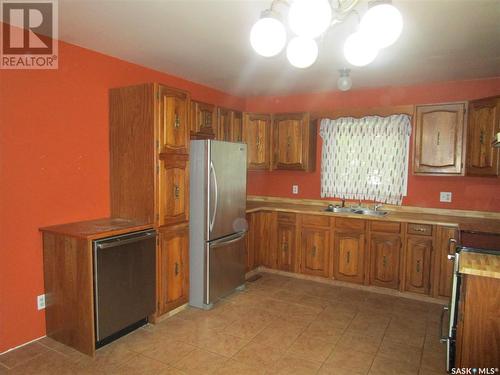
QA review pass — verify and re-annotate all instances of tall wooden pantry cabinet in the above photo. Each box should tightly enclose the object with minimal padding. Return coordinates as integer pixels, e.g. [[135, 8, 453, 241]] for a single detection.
[[109, 83, 190, 320]]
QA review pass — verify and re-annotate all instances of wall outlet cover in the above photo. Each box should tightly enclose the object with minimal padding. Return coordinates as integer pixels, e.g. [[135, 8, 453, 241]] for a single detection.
[[37, 294, 46, 310], [440, 192, 452, 203], [292, 185, 299, 194]]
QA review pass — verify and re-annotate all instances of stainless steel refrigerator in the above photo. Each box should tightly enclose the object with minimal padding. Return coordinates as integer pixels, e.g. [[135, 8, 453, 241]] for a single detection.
[[189, 140, 247, 309]]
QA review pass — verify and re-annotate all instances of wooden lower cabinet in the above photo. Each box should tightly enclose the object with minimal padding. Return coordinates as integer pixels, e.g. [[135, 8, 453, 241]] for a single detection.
[[245, 213, 257, 271], [157, 224, 189, 315], [333, 230, 365, 284], [405, 236, 432, 294], [301, 227, 330, 277], [433, 226, 458, 298], [369, 234, 401, 289], [277, 222, 295, 272], [256, 212, 277, 268], [456, 275, 500, 368]]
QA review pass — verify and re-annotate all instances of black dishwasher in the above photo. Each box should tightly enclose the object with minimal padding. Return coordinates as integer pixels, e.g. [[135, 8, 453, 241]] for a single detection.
[[93, 229, 156, 348]]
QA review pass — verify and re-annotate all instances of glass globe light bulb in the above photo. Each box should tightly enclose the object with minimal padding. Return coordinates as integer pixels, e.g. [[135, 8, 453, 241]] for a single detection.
[[250, 15, 287, 57], [286, 37, 319, 68], [360, 3, 403, 49], [344, 31, 378, 67]]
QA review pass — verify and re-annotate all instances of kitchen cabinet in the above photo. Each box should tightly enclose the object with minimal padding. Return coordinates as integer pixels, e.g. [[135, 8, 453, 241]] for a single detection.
[[433, 226, 458, 298], [455, 274, 500, 368], [277, 222, 295, 272], [157, 223, 189, 315], [272, 113, 316, 171], [243, 113, 272, 170], [158, 85, 190, 155], [190, 100, 217, 139], [405, 236, 432, 294], [158, 154, 189, 227], [466, 96, 500, 176], [369, 234, 401, 289], [256, 211, 277, 268], [333, 229, 365, 284], [246, 213, 257, 271], [413, 103, 466, 175], [218, 108, 243, 142], [301, 227, 330, 277]]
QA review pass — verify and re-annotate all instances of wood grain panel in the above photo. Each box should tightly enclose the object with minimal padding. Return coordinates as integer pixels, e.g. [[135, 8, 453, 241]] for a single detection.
[[277, 223, 295, 272], [335, 217, 365, 231], [243, 113, 272, 170], [405, 236, 432, 294], [302, 214, 330, 227], [407, 223, 432, 236], [301, 227, 330, 277], [190, 101, 217, 139], [333, 231, 365, 284], [369, 234, 401, 289], [159, 86, 190, 154], [158, 154, 189, 226], [370, 221, 401, 234]]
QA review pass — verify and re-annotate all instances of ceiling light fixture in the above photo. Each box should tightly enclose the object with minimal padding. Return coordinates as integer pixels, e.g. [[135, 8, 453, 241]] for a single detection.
[[250, 0, 403, 79], [337, 69, 352, 91]]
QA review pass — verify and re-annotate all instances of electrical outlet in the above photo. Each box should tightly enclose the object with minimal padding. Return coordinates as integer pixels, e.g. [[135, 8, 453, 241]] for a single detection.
[[37, 294, 45, 310], [292, 185, 299, 194], [440, 192, 452, 203]]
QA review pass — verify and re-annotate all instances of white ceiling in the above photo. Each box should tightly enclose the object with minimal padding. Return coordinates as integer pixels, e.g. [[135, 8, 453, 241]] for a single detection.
[[58, 0, 500, 97]]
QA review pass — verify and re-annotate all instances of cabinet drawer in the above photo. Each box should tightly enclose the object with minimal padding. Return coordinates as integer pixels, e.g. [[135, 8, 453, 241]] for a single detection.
[[408, 223, 433, 236], [301, 214, 330, 227], [370, 221, 401, 234], [335, 218, 365, 231], [277, 212, 296, 224]]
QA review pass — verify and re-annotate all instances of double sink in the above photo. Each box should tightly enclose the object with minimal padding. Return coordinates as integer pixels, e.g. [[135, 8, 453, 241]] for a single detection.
[[324, 205, 388, 217]]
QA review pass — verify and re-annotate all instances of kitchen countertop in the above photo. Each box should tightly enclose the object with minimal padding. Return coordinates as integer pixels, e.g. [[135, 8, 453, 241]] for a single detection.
[[39, 217, 153, 240], [459, 251, 500, 279], [246, 199, 500, 234]]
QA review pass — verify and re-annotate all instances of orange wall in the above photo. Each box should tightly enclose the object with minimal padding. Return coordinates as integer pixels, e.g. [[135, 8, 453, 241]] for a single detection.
[[246, 78, 500, 212], [0, 40, 244, 353]]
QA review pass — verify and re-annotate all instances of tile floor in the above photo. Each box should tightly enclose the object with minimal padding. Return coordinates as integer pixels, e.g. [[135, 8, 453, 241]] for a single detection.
[[0, 273, 448, 374]]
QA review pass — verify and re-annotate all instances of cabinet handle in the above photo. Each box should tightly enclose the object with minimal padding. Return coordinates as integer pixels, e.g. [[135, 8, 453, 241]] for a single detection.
[[205, 113, 212, 128], [311, 246, 316, 257], [283, 242, 288, 252], [256, 136, 261, 149], [436, 131, 440, 146], [414, 227, 425, 232], [416, 260, 421, 273], [383, 255, 387, 267], [174, 184, 180, 199], [174, 114, 180, 129], [346, 251, 350, 264], [287, 136, 292, 148], [175, 262, 179, 276], [480, 129, 485, 145]]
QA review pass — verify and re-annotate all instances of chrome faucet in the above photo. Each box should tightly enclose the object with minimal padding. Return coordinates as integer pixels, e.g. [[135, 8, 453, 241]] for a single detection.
[[341, 198, 346, 208], [374, 203, 383, 211]]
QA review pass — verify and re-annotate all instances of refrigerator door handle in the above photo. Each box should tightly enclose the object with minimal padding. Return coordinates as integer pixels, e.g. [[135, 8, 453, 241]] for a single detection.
[[210, 231, 247, 247], [440, 305, 450, 343], [209, 160, 218, 232]]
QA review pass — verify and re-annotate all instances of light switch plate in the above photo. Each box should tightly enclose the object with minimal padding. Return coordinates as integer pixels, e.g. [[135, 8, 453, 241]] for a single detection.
[[292, 185, 299, 194], [440, 192, 452, 203], [37, 294, 45, 310]]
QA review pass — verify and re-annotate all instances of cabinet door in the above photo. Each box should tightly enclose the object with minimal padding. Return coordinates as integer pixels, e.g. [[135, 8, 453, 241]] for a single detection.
[[333, 231, 365, 284], [272, 113, 309, 170], [232, 112, 243, 143], [158, 86, 190, 155], [434, 226, 458, 298], [158, 224, 189, 314], [466, 97, 499, 176], [218, 108, 232, 141], [246, 213, 257, 271], [243, 113, 271, 170], [405, 236, 432, 294], [369, 234, 401, 289], [413, 103, 466, 175], [256, 212, 277, 268], [158, 155, 189, 226], [277, 223, 295, 272], [301, 227, 330, 277], [190, 101, 217, 139]]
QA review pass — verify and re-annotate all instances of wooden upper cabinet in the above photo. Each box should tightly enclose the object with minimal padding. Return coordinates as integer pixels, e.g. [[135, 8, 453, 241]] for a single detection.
[[466, 96, 500, 176], [413, 103, 466, 175], [272, 113, 316, 171], [158, 85, 190, 155], [369, 234, 401, 289], [218, 108, 243, 142], [158, 224, 189, 315], [405, 236, 432, 294], [243, 113, 272, 170], [301, 227, 330, 277], [158, 155, 189, 226], [190, 100, 217, 139], [333, 230, 365, 284]]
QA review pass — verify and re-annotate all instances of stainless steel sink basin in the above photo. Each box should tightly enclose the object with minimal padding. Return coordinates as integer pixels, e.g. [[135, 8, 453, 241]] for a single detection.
[[351, 208, 388, 216], [324, 206, 355, 213]]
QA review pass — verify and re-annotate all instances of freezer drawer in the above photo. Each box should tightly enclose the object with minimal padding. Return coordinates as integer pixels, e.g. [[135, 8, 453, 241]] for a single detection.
[[206, 232, 247, 305]]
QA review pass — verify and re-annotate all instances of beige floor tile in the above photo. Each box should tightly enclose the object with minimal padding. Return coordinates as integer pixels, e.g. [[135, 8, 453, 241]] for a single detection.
[[270, 354, 323, 375], [378, 338, 422, 365], [302, 321, 344, 344], [319, 362, 368, 375], [335, 331, 382, 354], [73, 340, 138, 368], [369, 356, 419, 375], [109, 354, 172, 375], [141, 338, 196, 365], [251, 322, 304, 350], [213, 359, 266, 375], [0, 342, 49, 369], [232, 341, 285, 370], [418, 370, 448, 375], [194, 332, 250, 357], [172, 348, 227, 374], [7, 349, 76, 375], [288, 333, 337, 362], [325, 347, 375, 374], [222, 317, 269, 339], [384, 321, 426, 348], [420, 349, 446, 372]]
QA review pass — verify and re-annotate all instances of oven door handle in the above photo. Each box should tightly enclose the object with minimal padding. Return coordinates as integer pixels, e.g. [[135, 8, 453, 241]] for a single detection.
[[440, 305, 450, 343]]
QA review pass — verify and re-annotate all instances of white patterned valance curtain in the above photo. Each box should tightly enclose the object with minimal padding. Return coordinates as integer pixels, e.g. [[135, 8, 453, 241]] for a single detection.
[[320, 114, 412, 205]]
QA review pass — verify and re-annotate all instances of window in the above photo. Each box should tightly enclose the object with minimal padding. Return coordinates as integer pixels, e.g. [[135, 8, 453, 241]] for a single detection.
[[319, 114, 412, 205]]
